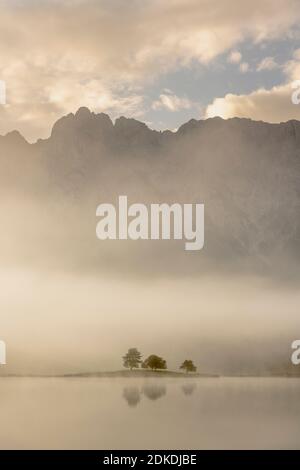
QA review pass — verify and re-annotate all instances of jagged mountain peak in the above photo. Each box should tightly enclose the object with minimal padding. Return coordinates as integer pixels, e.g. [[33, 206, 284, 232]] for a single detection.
[[50, 108, 113, 141], [1, 110, 300, 149], [75, 106, 92, 119], [0, 129, 28, 146]]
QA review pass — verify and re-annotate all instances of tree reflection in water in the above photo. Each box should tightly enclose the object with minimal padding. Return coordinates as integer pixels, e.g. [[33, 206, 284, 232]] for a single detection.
[[122, 386, 141, 407], [182, 383, 197, 396], [142, 384, 167, 401]]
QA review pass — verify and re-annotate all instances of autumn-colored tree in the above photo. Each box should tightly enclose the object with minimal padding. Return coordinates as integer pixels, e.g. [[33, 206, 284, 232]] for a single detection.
[[180, 360, 197, 373], [142, 354, 167, 370]]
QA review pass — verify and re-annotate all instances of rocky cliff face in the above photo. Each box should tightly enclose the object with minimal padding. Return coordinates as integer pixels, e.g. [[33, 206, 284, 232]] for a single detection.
[[0, 108, 299, 279]]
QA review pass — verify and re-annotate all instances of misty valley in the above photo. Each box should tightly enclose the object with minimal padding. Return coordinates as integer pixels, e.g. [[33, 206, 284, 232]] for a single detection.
[[1, 0, 300, 456], [1, 96, 300, 455]]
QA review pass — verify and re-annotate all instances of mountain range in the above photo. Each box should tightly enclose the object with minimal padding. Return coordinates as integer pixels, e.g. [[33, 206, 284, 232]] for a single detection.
[[0, 108, 299, 280]]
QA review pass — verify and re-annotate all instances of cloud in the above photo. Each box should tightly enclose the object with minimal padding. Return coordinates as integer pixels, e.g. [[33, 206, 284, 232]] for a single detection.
[[227, 50, 242, 64], [284, 48, 300, 79], [227, 52, 249, 73], [257, 56, 279, 71], [205, 49, 300, 122], [152, 91, 195, 111], [205, 85, 300, 122], [0, 0, 300, 139], [239, 62, 249, 73]]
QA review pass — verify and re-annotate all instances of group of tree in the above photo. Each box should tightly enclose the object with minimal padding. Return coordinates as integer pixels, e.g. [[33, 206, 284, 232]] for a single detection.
[[122, 348, 197, 373]]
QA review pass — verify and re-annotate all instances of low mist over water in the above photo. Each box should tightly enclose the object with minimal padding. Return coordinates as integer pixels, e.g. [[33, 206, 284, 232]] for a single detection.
[[0, 377, 300, 450]]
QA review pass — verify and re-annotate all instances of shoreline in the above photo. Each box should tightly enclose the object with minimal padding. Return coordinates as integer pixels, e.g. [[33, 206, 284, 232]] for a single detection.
[[1, 370, 300, 379]]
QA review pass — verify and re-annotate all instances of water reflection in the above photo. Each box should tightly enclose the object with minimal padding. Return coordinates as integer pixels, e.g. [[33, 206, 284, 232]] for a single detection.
[[122, 386, 141, 407], [1, 378, 300, 448], [122, 383, 167, 407], [182, 383, 197, 396], [142, 384, 167, 401]]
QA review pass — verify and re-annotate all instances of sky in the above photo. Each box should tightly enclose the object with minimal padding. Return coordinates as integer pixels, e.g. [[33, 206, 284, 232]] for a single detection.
[[0, 0, 300, 142]]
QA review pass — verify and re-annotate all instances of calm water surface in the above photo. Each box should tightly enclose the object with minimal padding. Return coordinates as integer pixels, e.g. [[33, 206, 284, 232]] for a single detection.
[[0, 377, 299, 449]]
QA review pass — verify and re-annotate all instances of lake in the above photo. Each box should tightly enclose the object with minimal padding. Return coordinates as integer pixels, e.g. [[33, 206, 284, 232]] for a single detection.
[[0, 377, 300, 449]]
